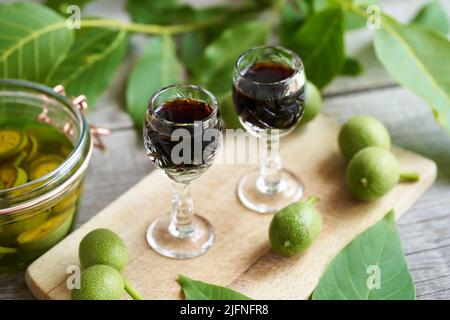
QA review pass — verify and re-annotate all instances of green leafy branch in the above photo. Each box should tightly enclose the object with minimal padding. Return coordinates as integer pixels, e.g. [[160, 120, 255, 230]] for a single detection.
[[77, 15, 229, 35]]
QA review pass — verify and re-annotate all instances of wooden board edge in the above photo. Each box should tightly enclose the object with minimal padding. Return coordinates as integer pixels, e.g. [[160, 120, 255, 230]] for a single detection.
[[25, 268, 50, 300]]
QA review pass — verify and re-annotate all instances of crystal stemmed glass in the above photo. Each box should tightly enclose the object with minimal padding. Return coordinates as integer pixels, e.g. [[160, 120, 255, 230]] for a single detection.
[[232, 45, 306, 213], [144, 85, 222, 258]]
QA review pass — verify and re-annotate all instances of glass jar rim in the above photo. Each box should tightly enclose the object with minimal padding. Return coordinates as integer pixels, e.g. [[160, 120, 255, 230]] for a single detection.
[[0, 79, 92, 215], [235, 45, 304, 86], [147, 84, 219, 127]]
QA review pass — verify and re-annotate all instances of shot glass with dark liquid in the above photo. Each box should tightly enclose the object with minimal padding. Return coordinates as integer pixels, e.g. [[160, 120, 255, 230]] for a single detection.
[[144, 85, 221, 258], [232, 46, 306, 213]]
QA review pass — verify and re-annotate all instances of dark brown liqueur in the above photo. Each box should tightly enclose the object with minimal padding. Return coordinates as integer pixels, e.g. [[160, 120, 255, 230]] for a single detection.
[[155, 98, 213, 123], [232, 62, 305, 131], [144, 98, 221, 176]]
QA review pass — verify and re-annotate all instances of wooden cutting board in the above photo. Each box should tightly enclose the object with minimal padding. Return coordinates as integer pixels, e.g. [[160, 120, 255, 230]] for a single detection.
[[25, 115, 437, 300]]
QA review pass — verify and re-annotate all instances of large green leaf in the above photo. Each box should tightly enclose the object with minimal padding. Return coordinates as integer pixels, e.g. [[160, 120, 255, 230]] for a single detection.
[[201, 65, 236, 101], [126, 35, 183, 128], [341, 57, 363, 76], [127, 0, 195, 25], [312, 211, 415, 300], [344, 0, 378, 30], [289, 8, 344, 89], [279, 3, 308, 46], [250, 0, 277, 9], [314, 0, 378, 30], [179, 6, 249, 72], [297, 0, 315, 14], [193, 21, 268, 97], [179, 4, 264, 71], [194, 20, 268, 80], [179, 32, 207, 72], [48, 28, 127, 108], [374, 19, 450, 131], [411, 0, 449, 36], [219, 93, 242, 129], [0, 2, 73, 82], [45, 0, 92, 14], [179, 275, 252, 300]]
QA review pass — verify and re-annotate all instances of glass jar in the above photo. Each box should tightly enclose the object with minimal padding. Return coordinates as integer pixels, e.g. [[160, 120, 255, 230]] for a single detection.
[[0, 79, 93, 272]]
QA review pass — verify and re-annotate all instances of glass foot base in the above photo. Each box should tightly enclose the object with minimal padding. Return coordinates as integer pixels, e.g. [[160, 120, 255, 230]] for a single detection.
[[146, 214, 215, 259], [237, 169, 304, 214]]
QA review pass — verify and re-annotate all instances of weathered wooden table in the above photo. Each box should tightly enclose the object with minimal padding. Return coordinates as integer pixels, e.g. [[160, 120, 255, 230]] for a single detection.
[[1, 0, 449, 299]]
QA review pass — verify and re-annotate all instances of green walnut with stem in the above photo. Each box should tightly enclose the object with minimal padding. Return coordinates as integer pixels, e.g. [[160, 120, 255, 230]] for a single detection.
[[72, 228, 143, 300], [346, 147, 419, 201]]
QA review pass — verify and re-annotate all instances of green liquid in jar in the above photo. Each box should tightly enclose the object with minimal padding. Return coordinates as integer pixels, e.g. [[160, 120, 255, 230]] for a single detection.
[[0, 121, 81, 272]]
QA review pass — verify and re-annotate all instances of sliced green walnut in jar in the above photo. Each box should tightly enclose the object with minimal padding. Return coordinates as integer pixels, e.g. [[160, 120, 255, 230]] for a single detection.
[[0, 209, 51, 246], [21, 134, 39, 165], [60, 144, 73, 158], [52, 187, 82, 215], [6, 151, 28, 167], [17, 209, 74, 252], [0, 246, 18, 254], [0, 129, 28, 160], [28, 154, 65, 181], [0, 123, 79, 270], [0, 166, 28, 189], [3, 133, 39, 167], [0, 246, 18, 260]]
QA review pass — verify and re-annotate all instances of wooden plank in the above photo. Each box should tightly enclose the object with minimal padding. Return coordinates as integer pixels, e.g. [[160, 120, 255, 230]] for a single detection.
[[25, 115, 436, 300], [0, 272, 33, 300]]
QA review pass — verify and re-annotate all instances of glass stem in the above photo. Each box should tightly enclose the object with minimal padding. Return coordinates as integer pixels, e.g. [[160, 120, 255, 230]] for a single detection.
[[169, 181, 195, 239], [258, 130, 283, 194]]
